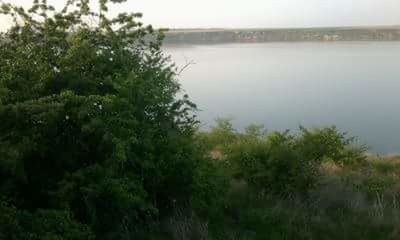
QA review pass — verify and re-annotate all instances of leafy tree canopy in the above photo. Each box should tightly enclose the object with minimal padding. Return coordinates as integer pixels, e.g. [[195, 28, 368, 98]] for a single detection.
[[0, 0, 206, 239]]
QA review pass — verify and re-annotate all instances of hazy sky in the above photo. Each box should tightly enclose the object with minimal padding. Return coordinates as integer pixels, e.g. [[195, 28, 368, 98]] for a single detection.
[[1, 0, 400, 29]]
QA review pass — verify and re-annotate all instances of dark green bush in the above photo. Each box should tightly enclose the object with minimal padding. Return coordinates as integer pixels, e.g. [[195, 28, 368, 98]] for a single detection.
[[224, 125, 366, 196], [0, 201, 94, 240], [0, 1, 211, 238]]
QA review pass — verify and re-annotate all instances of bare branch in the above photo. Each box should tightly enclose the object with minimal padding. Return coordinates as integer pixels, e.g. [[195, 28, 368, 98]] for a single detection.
[[177, 54, 195, 76], [177, 60, 195, 76]]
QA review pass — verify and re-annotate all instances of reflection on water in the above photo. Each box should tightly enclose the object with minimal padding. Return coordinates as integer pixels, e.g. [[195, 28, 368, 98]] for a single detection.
[[165, 42, 400, 154]]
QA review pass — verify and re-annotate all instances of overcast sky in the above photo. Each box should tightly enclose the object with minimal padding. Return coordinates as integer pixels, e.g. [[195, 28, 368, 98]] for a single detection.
[[1, 0, 400, 30]]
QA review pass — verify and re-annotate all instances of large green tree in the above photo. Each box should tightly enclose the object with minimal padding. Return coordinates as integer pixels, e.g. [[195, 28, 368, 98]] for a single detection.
[[0, 0, 207, 239]]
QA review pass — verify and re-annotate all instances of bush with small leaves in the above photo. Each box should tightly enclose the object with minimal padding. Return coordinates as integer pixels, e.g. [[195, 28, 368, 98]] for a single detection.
[[227, 126, 366, 196], [0, 0, 206, 238]]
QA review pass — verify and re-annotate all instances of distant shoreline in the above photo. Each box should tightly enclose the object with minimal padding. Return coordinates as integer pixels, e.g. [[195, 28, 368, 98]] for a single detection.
[[166, 25, 400, 32], [164, 26, 400, 44]]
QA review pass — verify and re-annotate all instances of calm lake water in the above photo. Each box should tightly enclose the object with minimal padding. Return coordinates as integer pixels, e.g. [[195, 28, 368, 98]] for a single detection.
[[165, 42, 400, 154]]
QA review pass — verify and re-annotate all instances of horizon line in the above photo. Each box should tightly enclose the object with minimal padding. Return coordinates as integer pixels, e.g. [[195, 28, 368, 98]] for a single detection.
[[162, 24, 400, 31]]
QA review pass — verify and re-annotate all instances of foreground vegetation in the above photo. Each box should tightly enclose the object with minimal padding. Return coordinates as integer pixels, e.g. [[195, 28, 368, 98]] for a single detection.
[[1, 1, 400, 239], [194, 119, 400, 240]]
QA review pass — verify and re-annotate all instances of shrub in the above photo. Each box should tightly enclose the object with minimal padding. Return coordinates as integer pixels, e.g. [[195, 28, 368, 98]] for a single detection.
[[0, 201, 94, 240], [0, 0, 207, 238], [226, 125, 366, 196], [198, 118, 238, 153]]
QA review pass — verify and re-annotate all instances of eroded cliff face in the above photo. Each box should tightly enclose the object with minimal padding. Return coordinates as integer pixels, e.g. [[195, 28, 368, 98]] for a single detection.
[[164, 27, 400, 44]]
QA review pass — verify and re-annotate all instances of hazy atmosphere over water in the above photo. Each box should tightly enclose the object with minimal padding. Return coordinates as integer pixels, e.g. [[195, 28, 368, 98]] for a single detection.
[[1, 0, 400, 29], [166, 42, 400, 154]]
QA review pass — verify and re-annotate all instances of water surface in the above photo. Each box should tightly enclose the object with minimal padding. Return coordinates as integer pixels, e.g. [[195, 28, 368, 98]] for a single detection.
[[165, 42, 400, 154]]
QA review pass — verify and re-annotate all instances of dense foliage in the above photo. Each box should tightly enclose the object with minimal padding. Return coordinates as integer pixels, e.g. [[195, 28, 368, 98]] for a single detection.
[[199, 120, 400, 240], [0, 0, 219, 239]]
